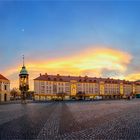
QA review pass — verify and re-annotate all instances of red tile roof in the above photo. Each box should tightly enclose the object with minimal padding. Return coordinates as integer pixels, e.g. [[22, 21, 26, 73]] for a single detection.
[[34, 73, 133, 84], [0, 74, 9, 81]]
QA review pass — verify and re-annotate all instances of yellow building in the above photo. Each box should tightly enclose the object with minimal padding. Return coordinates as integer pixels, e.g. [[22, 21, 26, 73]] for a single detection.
[[34, 73, 140, 100], [0, 74, 10, 102]]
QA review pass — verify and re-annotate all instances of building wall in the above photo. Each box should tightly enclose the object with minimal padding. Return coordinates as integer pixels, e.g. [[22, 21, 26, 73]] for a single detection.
[[104, 83, 120, 95], [123, 84, 133, 96], [34, 80, 101, 97], [34, 76, 138, 100], [77, 82, 99, 95], [135, 85, 140, 94], [0, 80, 10, 102]]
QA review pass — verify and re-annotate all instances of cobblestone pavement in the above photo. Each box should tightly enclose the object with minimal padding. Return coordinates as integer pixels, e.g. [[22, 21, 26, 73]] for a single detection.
[[0, 100, 140, 140]]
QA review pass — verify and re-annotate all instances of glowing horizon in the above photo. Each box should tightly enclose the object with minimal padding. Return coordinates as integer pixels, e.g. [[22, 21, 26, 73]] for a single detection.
[[2, 46, 137, 90]]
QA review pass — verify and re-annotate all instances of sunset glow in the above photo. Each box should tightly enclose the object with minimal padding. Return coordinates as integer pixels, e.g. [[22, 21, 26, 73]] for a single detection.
[[3, 47, 133, 89]]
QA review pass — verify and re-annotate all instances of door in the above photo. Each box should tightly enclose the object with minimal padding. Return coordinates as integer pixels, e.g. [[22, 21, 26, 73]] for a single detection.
[[4, 94, 7, 101]]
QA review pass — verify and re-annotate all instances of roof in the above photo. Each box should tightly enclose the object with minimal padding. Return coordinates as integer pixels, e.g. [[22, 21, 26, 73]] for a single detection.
[[34, 73, 132, 84], [134, 80, 140, 85], [136, 80, 140, 82], [20, 66, 28, 75], [0, 74, 9, 81]]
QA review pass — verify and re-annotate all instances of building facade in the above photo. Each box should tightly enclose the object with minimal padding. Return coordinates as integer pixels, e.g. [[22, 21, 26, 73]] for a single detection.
[[34, 73, 140, 100], [0, 74, 10, 102]]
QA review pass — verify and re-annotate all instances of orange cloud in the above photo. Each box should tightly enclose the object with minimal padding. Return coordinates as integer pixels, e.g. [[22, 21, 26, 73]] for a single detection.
[[3, 46, 132, 90], [126, 73, 140, 81]]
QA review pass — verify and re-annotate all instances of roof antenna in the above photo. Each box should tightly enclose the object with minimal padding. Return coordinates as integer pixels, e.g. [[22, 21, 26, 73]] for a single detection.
[[23, 55, 25, 67]]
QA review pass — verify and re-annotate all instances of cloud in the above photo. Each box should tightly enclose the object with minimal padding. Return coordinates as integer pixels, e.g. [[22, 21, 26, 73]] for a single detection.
[[101, 69, 125, 79], [126, 73, 140, 81], [2, 46, 132, 90]]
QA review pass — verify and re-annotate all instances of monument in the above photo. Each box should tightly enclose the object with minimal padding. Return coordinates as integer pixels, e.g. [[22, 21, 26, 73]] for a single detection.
[[19, 55, 29, 103]]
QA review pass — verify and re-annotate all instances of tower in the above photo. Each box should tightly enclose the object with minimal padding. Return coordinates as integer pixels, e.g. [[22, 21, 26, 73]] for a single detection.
[[19, 55, 29, 103]]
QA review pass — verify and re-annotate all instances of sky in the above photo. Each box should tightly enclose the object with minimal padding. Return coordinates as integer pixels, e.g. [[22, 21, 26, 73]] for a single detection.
[[1, 0, 140, 90]]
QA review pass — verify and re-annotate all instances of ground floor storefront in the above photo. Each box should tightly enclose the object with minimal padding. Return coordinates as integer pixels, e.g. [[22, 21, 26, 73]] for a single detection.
[[34, 93, 130, 101]]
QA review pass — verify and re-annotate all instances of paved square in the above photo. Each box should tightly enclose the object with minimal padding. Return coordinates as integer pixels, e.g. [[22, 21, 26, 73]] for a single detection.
[[0, 99, 140, 140]]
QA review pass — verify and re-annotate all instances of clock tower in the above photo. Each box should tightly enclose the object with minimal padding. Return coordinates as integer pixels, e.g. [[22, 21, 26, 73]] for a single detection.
[[19, 55, 29, 103]]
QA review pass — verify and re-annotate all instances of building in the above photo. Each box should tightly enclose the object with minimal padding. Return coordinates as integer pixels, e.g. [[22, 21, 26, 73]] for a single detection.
[[0, 74, 10, 102], [134, 80, 140, 98], [19, 55, 29, 103], [34, 73, 140, 100]]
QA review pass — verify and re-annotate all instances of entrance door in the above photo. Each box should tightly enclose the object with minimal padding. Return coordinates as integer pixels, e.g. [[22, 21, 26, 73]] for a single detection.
[[4, 94, 7, 101]]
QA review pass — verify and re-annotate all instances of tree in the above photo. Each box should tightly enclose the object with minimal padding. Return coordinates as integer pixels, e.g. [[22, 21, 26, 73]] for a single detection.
[[10, 88, 21, 100], [26, 91, 35, 99]]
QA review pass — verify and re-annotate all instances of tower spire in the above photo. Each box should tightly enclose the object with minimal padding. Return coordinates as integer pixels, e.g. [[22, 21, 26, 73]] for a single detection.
[[23, 55, 25, 67], [19, 54, 29, 104]]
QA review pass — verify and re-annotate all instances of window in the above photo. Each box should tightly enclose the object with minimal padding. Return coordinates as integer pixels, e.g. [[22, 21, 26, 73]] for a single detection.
[[4, 85, 7, 90]]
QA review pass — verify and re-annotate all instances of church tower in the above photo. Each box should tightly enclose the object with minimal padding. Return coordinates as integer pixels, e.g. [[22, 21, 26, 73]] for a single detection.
[[19, 55, 29, 103]]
